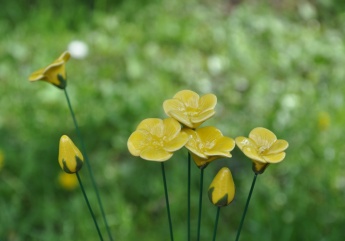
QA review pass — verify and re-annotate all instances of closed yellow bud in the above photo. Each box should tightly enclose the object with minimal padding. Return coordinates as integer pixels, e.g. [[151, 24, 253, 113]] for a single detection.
[[208, 167, 235, 207], [58, 135, 84, 173]]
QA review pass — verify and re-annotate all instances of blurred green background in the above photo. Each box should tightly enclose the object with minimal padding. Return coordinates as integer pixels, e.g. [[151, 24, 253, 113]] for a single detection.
[[1, 0, 345, 240]]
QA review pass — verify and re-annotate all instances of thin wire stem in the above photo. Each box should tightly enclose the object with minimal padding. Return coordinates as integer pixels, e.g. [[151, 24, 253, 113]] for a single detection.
[[161, 163, 174, 241], [64, 89, 113, 241], [76, 172, 104, 241], [235, 173, 258, 241], [212, 207, 221, 241], [196, 168, 204, 241], [187, 152, 191, 241]]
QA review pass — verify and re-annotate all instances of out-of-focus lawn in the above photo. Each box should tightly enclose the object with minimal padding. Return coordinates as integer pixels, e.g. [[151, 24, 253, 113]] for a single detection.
[[1, 0, 345, 240]]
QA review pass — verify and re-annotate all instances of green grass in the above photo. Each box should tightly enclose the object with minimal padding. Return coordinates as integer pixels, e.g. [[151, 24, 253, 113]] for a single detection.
[[1, 0, 345, 240]]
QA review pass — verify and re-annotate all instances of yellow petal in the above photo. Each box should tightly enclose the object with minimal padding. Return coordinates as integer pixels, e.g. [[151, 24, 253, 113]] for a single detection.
[[163, 118, 182, 141], [164, 132, 189, 152], [197, 126, 223, 144], [163, 99, 185, 115], [183, 129, 208, 158], [242, 146, 266, 163], [28, 68, 46, 81], [190, 110, 215, 127], [263, 152, 286, 163], [208, 167, 235, 207], [173, 90, 199, 108], [249, 127, 277, 149], [127, 130, 150, 156], [168, 110, 193, 128], [199, 94, 217, 112], [235, 136, 257, 150], [58, 172, 78, 190], [137, 118, 163, 133], [58, 135, 84, 173], [140, 147, 172, 162], [210, 136, 235, 152], [266, 140, 289, 155]]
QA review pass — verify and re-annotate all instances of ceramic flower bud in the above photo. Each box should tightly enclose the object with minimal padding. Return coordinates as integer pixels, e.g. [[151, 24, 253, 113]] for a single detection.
[[163, 90, 217, 129], [29, 51, 71, 89], [183, 126, 235, 169], [128, 118, 189, 161], [208, 167, 235, 207], [58, 135, 84, 173], [235, 127, 289, 174]]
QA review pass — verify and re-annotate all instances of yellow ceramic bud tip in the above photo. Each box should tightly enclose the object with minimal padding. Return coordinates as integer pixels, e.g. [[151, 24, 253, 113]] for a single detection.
[[208, 167, 235, 207], [58, 135, 84, 173]]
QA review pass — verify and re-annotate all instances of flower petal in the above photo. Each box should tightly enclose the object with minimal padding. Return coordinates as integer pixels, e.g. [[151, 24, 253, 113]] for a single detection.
[[242, 146, 266, 163], [137, 118, 163, 133], [249, 127, 277, 148], [196, 126, 223, 144], [266, 140, 289, 155], [28, 68, 46, 81], [168, 110, 193, 128], [190, 110, 215, 126], [263, 152, 286, 163], [183, 128, 208, 158], [206, 136, 235, 156], [163, 99, 185, 115], [173, 90, 199, 108], [127, 130, 150, 156], [164, 132, 189, 152], [199, 94, 217, 112], [235, 136, 257, 150], [140, 147, 172, 161], [163, 118, 182, 140]]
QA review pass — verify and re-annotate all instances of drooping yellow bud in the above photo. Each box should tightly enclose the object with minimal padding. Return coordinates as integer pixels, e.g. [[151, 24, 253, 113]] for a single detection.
[[208, 167, 235, 207], [58, 135, 84, 173]]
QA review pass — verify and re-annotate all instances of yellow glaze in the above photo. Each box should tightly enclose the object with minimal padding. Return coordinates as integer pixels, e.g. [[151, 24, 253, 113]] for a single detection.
[[163, 90, 217, 129], [58, 135, 84, 173], [127, 118, 189, 161], [183, 126, 235, 169], [29, 51, 70, 89], [235, 127, 289, 174], [208, 167, 235, 207]]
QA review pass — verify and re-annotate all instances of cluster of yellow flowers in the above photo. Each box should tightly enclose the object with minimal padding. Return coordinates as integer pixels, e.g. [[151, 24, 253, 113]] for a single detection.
[[128, 89, 289, 206]]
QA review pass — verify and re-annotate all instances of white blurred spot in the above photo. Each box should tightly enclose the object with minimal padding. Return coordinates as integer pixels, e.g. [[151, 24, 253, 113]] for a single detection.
[[68, 40, 89, 59]]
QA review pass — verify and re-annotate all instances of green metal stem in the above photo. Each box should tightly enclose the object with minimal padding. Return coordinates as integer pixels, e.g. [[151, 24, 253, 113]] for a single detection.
[[64, 89, 113, 241], [161, 163, 174, 241], [212, 207, 221, 241], [76, 172, 104, 241], [235, 173, 258, 241], [187, 152, 191, 241], [196, 168, 204, 241]]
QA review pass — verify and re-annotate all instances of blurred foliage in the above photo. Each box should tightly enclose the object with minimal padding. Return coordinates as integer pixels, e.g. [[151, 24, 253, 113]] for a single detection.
[[1, 0, 345, 240]]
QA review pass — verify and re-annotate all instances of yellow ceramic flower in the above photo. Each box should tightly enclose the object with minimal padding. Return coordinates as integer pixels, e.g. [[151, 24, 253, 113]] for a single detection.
[[58, 135, 84, 173], [235, 127, 289, 174], [183, 126, 235, 169], [29, 51, 71, 89], [163, 90, 217, 129], [128, 118, 189, 161], [58, 172, 78, 190], [208, 167, 235, 207]]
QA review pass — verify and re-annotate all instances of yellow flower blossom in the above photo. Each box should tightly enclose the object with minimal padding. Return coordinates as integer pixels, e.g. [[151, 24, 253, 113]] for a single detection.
[[58, 135, 84, 173], [183, 126, 235, 169], [128, 118, 189, 161], [58, 172, 78, 190], [235, 127, 289, 174], [29, 51, 71, 89], [163, 90, 217, 129], [208, 167, 235, 207]]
